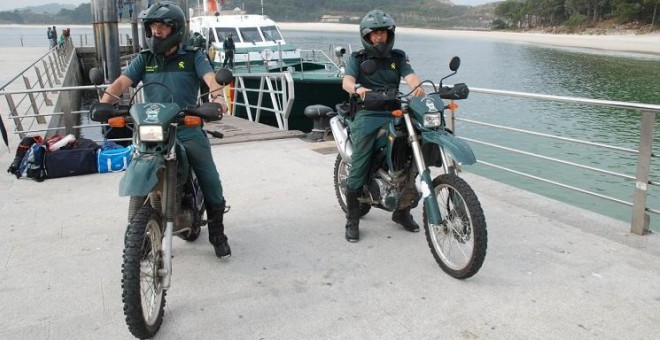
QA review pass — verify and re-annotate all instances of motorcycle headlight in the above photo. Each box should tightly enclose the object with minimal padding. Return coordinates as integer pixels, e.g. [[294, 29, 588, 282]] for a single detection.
[[139, 125, 164, 142], [423, 112, 442, 128]]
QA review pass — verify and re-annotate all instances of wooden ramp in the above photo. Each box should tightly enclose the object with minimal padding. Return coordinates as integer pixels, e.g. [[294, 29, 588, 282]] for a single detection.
[[204, 115, 307, 145]]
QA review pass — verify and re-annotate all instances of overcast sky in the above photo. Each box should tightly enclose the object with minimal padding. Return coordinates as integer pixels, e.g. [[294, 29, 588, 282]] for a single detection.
[[0, 0, 497, 13]]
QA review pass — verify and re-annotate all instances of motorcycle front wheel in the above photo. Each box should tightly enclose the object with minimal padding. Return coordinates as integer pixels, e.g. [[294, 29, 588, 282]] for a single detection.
[[122, 204, 166, 338], [333, 154, 371, 216], [423, 174, 487, 279]]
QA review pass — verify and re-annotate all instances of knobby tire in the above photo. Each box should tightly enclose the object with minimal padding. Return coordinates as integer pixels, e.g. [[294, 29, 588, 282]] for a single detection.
[[423, 174, 487, 279], [122, 205, 166, 338]]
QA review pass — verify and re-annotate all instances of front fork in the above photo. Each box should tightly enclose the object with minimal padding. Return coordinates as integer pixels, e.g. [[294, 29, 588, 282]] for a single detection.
[[403, 113, 442, 225], [159, 134, 178, 290]]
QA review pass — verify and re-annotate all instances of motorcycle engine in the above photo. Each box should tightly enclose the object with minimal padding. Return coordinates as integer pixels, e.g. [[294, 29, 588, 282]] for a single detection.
[[369, 173, 402, 212], [174, 207, 194, 233]]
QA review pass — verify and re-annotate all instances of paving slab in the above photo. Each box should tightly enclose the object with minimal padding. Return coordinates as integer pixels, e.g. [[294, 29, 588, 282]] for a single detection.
[[1, 137, 659, 340], [1, 46, 659, 340]]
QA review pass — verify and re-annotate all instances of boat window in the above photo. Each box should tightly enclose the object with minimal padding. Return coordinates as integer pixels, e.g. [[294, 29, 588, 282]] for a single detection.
[[214, 27, 238, 43], [261, 26, 282, 42], [239, 27, 262, 44]]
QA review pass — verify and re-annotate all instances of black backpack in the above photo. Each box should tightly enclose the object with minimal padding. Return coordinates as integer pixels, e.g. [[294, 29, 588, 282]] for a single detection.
[[16, 142, 48, 182], [7, 136, 43, 175]]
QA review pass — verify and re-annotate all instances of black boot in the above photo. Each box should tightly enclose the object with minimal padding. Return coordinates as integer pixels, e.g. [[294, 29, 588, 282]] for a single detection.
[[208, 201, 231, 258], [392, 207, 420, 232], [345, 189, 361, 242]]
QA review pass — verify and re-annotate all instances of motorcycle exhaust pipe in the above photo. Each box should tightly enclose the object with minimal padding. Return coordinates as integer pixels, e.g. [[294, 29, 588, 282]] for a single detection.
[[330, 116, 352, 161]]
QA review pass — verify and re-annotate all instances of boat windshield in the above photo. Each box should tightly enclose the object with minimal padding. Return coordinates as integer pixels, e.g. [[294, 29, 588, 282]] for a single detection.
[[239, 27, 261, 43], [213, 27, 238, 43], [261, 26, 282, 42]]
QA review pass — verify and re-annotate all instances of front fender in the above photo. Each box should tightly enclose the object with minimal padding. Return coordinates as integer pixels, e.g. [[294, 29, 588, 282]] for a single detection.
[[119, 154, 165, 197], [421, 130, 476, 165]]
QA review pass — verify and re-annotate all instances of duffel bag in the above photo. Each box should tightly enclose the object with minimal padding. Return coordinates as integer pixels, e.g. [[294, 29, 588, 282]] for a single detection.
[[45, 147, 98, 178], [98, 145, 133, 173]]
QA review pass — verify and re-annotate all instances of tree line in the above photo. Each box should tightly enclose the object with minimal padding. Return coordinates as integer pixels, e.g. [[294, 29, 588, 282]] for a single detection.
[[0, 0, 657, 31], [0, 4, 92, 25], [493, 0, 659, 30], [0, 0, 483, 28]]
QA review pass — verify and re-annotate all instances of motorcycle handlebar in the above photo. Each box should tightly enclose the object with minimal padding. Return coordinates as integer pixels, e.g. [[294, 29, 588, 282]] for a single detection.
[[90, 102, 223, 123], [438, 83, 469, 100], [183, 102, 223, 122], [90, 103, 130, 122]]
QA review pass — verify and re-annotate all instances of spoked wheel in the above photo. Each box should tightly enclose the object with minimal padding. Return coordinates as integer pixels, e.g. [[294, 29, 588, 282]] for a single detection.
[[122, 205, 166, 338], [333, 154, 370, 216], [423, 174, 487, 279]]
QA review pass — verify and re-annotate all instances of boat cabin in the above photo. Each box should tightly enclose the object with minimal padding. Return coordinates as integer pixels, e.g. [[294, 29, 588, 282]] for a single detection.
[[188, 14, 301, 69]]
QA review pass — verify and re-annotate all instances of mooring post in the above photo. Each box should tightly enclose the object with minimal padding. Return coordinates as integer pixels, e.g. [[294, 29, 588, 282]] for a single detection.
[[630, 110, 654, 235]]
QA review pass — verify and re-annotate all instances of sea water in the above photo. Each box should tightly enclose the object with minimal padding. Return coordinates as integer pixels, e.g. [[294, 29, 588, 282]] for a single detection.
[[4, 25, 660, 230]]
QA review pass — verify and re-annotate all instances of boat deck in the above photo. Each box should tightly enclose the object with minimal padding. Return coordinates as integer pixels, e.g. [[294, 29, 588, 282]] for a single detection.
[[206, 115, 306, 145]]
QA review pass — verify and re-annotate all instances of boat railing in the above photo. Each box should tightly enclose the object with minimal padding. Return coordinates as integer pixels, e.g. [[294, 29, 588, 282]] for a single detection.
[[423, 82, 660, 235], [229, 71, 295, 130], [299, 49, 343, 71]]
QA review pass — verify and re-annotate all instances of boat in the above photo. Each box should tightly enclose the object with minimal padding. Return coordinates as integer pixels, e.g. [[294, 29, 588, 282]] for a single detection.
[[188, 2, 347, 133]]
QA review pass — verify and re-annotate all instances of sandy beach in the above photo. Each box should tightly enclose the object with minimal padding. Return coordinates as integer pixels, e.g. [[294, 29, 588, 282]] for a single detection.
[[278, 22, 660, 56], [2, 22, 660, 56]]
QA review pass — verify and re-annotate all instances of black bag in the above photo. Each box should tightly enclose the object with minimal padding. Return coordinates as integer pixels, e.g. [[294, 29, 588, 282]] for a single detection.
[[73, 137, 100, 150], [7, 135, 43, 174], [360, 88, 400, 111], [16, 143, 47, 182], [45, 148, 98, 178]]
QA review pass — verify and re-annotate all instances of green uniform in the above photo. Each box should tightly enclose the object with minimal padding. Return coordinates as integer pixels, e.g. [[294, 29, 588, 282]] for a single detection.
[[343, 49, 415, 191], [123, 46, 224, 206]]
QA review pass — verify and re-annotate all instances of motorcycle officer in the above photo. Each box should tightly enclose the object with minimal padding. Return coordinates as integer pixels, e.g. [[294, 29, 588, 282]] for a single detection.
[[341, 10, 425, 243], [100, 1, 232, 258]]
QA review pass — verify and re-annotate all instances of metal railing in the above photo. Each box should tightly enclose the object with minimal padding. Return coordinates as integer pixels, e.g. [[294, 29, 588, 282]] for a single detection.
[[222, 47, 343, 130], [1, 39, 77, 140], [442, 86, 660, 235], [229, 71, 295, 130], [3, 45, 659, 235]]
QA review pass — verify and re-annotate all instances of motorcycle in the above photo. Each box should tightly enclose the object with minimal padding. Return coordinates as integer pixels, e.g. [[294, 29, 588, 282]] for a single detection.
[[89, 68, 233, 338], [329, 56, 487, 279]]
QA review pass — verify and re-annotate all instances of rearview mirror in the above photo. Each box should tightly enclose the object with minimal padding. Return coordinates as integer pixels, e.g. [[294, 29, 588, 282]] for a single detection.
[[215, 68, 233, 85], [449, 56, 461, 72], [89, 67, 104, 85]]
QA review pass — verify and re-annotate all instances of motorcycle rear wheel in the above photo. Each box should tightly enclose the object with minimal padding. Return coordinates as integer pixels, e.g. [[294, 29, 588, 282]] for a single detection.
[[423, 174, 487, 279], [122, 204, 166, 338], [333, 154, 371, 216]]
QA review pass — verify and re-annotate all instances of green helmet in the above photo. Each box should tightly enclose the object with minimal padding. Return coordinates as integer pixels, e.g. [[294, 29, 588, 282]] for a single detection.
[[359, 10, 396, 58], [139, 1, 186, 55]]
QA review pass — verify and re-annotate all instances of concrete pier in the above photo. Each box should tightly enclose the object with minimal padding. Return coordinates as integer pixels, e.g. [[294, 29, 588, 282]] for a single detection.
[[1, 47, 659, 340]]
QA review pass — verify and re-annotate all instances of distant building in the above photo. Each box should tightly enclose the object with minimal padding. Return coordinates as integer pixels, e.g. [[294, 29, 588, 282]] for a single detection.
[[320, 15, 343, 23]]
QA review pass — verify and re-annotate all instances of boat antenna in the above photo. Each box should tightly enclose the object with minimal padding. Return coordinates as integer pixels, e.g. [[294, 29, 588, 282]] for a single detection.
[[261, 0, 264, 16]]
